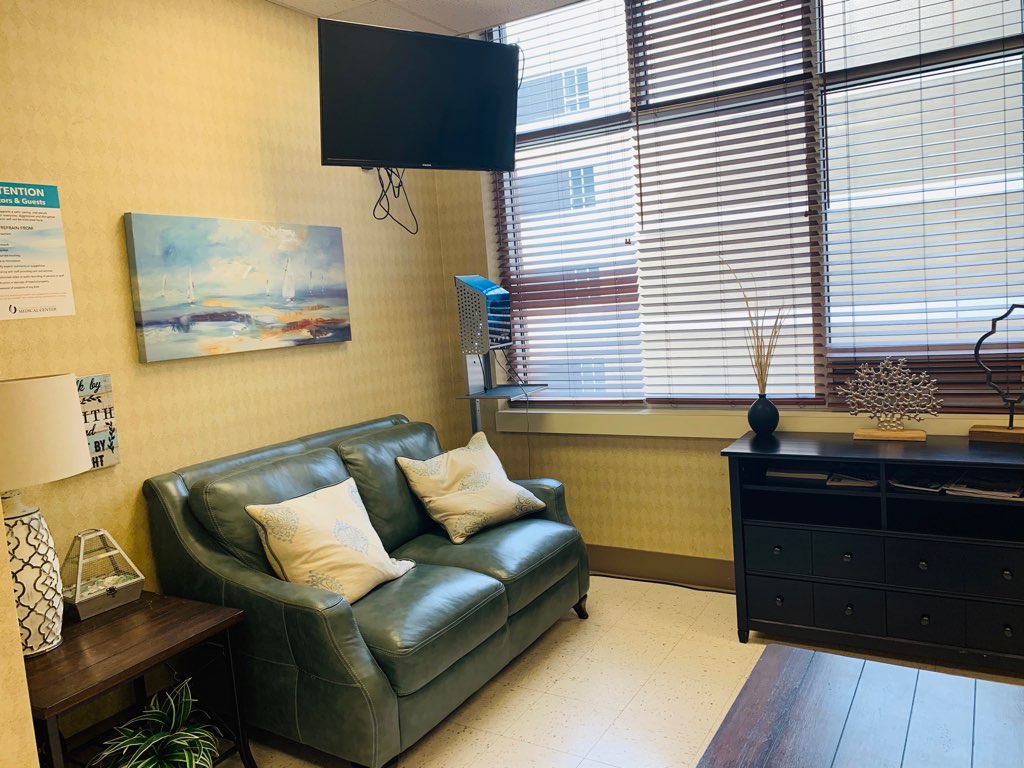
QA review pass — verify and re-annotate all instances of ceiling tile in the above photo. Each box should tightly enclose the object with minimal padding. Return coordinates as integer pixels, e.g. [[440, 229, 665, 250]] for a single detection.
[[268, 0, 373, 18], [390, 0, 580, 34], [329, 0, 457, 34]]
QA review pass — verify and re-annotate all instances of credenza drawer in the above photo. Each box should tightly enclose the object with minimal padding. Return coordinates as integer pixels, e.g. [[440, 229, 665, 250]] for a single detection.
[[813, 583, 885, 636], [886, 592, 965, 647], [963, 545, 1024, 602], [885, 538, 963, 592], [747, 576, 813, 626], [965, 601, 1024, 656], [812, 531, 884, 582], [745, 525, 811, 575]]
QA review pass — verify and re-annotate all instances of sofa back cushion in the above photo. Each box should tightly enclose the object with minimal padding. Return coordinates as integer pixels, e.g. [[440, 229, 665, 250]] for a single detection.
[[188, 448, 350, 571], [336, 422, 442, 551]]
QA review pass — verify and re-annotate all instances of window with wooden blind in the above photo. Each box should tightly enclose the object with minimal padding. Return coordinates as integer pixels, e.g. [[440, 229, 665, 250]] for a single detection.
[[493, 0, 644, 402], [491, 0, 1024, 409], [628, 0, 821, 403], [821, 0, 1024, 410]]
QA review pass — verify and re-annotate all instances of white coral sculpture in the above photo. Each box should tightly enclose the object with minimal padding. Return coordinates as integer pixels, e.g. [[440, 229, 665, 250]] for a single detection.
[[838, 357, 942, 431]]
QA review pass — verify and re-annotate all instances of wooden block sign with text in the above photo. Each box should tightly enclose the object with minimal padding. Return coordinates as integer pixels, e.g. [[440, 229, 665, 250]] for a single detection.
[[77, 374, 119, 470]]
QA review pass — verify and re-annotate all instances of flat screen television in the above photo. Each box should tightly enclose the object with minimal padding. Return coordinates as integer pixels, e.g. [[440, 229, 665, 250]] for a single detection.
[[318, 19, 520, 172]]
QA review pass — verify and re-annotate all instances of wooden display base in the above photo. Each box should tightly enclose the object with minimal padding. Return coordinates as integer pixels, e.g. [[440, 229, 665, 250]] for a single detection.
[[969, 425, 1024, 444], [853, 428, 927, 442]]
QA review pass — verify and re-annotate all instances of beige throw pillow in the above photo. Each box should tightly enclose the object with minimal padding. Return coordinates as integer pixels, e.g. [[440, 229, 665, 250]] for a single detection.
[[397, 432, 545, 544], [245, 478, 414, 603]]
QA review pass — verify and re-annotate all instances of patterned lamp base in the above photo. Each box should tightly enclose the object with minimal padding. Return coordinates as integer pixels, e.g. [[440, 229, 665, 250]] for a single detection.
[[4, 492, 64, 656]]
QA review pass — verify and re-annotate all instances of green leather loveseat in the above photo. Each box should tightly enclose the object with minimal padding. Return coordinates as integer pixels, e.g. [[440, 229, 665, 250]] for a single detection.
[[144, 415, 589, 768]]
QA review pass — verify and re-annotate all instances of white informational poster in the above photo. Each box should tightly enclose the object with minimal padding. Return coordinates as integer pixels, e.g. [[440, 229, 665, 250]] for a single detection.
[[0, 182, 76, 319]]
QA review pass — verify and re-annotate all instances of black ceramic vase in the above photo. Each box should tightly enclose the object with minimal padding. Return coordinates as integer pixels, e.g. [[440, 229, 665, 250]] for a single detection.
[[747, 393, 779, 436]]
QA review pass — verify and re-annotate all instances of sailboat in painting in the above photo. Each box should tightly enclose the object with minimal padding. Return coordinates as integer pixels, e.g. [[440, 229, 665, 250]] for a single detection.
[[282, 258, 296, 302], [186, 269, 196, 305], [160, 275, 167, 299]]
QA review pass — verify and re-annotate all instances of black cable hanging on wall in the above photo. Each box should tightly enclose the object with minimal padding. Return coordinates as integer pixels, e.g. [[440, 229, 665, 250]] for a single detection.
[[373, 167, 419, 235]]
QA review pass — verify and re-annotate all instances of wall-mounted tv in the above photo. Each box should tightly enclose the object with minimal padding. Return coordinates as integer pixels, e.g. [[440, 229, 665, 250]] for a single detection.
[[318, 19, 520, 172]]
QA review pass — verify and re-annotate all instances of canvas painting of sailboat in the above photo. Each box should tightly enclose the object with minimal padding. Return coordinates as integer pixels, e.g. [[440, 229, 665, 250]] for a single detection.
[[124, 213, 350, 363]]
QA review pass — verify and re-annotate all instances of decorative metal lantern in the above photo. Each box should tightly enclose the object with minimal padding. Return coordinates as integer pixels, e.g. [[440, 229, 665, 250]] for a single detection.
[[61, 529, 145, 621]]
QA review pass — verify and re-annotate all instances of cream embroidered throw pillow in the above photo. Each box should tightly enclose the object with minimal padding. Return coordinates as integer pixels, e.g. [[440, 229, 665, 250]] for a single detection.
[[245, 478, 414, 603], [396, 432, 545, 544]]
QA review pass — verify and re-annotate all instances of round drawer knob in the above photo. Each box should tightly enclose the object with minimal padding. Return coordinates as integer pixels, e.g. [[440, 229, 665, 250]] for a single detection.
[[773, 546, 783, 556], [842, 553, 853, 563], [1004, 569, 1014, 581], [775, 595, 785, 607], [1005, 625, 1014, 639], [920, 614, 931, 627], [844, 604, 854, 616], [918, 560, 929, 571]]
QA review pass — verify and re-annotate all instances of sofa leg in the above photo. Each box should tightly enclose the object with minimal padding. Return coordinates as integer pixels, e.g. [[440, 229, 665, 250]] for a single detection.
[[572, 594, 589, 620], [350, 761, 397, 768]]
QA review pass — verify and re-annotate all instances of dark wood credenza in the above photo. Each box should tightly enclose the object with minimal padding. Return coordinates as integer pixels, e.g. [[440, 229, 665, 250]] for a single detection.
[[722, 432, 1024, 671]]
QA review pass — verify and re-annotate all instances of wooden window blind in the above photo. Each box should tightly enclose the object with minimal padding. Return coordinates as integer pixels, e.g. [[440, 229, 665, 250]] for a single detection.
[[821, 1, 1024, 410], [627, 0, 822, 403], [493, 0, 645, 402]]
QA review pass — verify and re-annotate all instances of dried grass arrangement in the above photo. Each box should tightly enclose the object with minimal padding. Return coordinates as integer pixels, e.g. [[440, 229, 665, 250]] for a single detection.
[[723, 261, 788, 395]]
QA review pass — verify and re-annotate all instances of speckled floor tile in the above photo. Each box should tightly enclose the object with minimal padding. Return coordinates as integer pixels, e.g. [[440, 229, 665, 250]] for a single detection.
[[472, 733, 584, 768], [502, 691, 621, 756], [586, 722, 702, 768], [448, 680, 545, 734]]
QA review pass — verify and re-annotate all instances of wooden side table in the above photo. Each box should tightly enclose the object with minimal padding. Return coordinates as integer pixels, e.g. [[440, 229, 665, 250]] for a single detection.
[[24, 591, 257, 768]]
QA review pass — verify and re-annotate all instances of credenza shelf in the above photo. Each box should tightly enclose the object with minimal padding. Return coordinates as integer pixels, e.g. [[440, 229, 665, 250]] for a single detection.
[[741, 519, 1024, 550], [723, 431, 1024, 672], [741, 483, 882, 498]]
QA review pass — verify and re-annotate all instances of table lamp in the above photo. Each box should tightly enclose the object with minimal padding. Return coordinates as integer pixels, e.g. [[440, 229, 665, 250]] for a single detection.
[[0, 374, 92, 656]]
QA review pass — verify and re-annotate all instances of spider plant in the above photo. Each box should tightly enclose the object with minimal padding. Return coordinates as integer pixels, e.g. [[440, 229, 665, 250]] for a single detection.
[[89, 679, 221, 768]]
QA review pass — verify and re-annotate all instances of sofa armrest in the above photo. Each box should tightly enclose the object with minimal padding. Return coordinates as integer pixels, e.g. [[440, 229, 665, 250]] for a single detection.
[[143, 475, 389, 689], [219, 563, 386, 687], [513, 478, 574, 527]]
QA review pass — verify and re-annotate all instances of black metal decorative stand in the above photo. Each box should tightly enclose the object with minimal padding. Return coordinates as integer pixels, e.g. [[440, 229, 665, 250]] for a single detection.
[[971, 303, 1024, 443]]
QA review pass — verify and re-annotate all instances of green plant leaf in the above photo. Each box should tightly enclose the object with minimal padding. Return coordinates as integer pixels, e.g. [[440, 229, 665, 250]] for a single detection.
[[88, 678, 219, 768]]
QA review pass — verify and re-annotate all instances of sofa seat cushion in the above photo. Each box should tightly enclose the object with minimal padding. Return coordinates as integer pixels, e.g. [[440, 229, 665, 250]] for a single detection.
[[351, 563, 506, 696], [392, 519, 581, 615]]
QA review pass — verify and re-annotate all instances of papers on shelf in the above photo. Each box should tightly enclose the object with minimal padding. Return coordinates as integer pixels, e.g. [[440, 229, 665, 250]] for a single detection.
[[765, 468, 830, 483], [827, 473, 879, 489], [764, 465, 1024, 500], [888, 471, 953, 494], [888, 469, 1024, 500], [946, 471, 1024, 501], [764, 468, 879, 488]]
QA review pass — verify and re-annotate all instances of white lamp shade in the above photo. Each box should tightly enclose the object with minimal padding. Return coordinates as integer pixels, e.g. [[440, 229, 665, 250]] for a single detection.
[[0, 374, 92, 492]]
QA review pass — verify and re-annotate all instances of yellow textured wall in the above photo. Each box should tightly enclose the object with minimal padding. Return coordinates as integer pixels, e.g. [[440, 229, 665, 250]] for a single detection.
[[490, 430, 735, 560], [0, 0, 483, 744]]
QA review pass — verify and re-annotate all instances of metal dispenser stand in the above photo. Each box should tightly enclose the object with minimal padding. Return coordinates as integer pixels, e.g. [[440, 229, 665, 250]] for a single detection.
[[455, 276, 546, 433]]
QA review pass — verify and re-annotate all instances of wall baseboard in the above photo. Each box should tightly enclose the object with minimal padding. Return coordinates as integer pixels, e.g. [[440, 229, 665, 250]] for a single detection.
[[587, 544, 735, 593]]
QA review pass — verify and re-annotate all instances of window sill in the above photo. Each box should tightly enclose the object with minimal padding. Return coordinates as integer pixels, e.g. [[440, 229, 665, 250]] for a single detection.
[[495, 406, 1009, 440]]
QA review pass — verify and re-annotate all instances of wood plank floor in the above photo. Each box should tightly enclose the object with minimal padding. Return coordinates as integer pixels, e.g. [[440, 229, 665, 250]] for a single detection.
[[698, 644, 1024, 768]]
